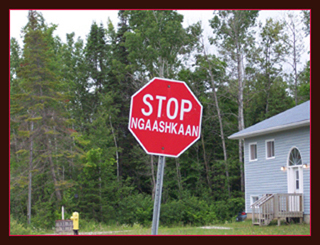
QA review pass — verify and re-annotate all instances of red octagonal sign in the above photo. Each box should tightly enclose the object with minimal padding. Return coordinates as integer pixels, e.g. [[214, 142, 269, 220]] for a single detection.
[[128, 77, 203, 157]]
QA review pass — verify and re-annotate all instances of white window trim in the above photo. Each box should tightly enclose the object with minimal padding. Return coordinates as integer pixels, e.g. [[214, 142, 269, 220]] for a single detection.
[[286, 146, 304, 194], [265, 139, 275, 160], [250, 195, 260, 206], [249, 142, 258, 162]]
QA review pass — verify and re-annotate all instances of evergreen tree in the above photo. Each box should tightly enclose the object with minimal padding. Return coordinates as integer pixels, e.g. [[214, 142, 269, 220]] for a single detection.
[[123, 10, 201, 80], [301, 10, 310, 37], [10, 10, 76, 226], [107, 13, 135, 183], [244, 18, 293, 126], [121, 10, 202, 197], [256, 18, 289, 115], [297, 60, 310, 103], [283, 11, 307, 105], [85, 22, 109, 94]]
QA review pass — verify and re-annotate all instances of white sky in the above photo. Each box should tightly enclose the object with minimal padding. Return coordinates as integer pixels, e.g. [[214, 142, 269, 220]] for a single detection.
[[9, 10, 217, 46], [9, 10, 310, 70]]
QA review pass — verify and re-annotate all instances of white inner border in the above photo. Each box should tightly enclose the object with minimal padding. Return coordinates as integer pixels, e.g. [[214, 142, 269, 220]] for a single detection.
[[128, 77, 203, 158]]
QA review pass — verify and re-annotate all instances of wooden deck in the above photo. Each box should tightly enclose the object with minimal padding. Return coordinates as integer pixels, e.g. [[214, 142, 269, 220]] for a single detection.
[[251, 193, 303, 226]]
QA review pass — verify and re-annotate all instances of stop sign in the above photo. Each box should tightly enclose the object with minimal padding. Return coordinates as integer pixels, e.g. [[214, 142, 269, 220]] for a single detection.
[[128, 77, 203, 157]]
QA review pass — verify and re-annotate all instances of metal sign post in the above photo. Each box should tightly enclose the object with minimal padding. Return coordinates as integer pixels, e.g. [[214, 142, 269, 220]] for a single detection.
[[128, 77, 203, 235], [151, 155, 165, 235]]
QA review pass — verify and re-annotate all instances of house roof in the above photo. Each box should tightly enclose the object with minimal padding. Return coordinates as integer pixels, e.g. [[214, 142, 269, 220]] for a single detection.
[[228, 100, 310, 140]]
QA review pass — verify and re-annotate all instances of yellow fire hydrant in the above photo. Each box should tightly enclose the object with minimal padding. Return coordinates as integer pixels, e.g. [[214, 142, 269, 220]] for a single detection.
[[70, 212, 79, 235]]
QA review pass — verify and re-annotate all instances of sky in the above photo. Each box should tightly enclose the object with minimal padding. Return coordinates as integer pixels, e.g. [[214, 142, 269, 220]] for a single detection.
[[9, 10, 310, 70], [9, 10, 217, 47]]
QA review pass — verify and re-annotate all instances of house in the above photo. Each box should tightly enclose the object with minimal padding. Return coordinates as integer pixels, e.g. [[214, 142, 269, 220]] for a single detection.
[[228, 101, 310, 225]]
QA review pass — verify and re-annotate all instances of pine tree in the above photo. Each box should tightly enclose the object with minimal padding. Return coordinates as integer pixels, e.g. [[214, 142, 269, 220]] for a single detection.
[[283, 11, 307, 105], [10, 10, 76, 225], [297, 60, 310, 102], [121, 10, 202, 197], [107, 14, 134, 183], [244, 18, 294, 126], [257, 18, 289, 115]]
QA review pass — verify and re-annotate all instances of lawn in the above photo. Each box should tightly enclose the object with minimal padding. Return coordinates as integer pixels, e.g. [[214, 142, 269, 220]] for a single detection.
[[10, 218, 310, 236], [39, 219, 310, 236]]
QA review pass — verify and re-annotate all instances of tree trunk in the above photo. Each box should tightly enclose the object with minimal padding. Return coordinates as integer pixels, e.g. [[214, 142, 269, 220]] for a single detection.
[[175, 158, 182, 194], [109, 116, 119, 182], [46, 134, 62, 201], [237, 50, 245, 193], [99, 166, 102, 222], [204, 49, 231, 198], [27, 120, 34, 225], [238, 138, 244, 192], [48, 155, 62, 201], [209, 83, 230, 196], [293, 29, 298, 106], [201, 132, 211, 189], [151, 155, 156, 200]]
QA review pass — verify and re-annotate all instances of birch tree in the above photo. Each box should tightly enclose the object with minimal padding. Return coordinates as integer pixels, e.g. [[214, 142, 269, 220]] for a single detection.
[[209, 10, 259, 192], [283, 11, 307, 105]]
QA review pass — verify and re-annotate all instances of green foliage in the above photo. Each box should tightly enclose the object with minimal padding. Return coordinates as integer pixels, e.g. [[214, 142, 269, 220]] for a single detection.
[[301, 10, 310, 37], [31, 200, 56, 229], [10, 215, 34, 235], [160, 194, 244, 226], [213, 197, 245, 221], [297, 60, 310, 103], [116, 193, 153, 226], [10, 10, 309, 231], [123, 10, 201, 78], [209, 10, 259, 59]]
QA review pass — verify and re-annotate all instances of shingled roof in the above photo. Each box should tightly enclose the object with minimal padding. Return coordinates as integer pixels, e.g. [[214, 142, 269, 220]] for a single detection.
[[228, 100, 310, 140]]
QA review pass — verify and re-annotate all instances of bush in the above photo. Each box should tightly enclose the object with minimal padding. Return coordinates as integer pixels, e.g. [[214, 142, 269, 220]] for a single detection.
[[79, 218, 98, 231], [160, 199, 184, 225], [159, 196, 244, 226], [10, 215, 33, 235], [116, 193, 153, 226], [213, 197, 245, 222], [160, 195, 218, 226], [181, 196, 209, 225]]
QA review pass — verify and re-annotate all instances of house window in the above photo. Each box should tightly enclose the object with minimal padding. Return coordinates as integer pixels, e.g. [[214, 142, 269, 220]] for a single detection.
[[296, 170, 300, 190], [289, 147, 302, 166], [266, 140, 275, 159], [250, 195, 259, 206], [249, 143, 257, 161]]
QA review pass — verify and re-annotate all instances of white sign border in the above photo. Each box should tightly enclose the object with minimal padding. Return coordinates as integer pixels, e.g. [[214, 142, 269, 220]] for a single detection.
[[128, 77, 203, 158]]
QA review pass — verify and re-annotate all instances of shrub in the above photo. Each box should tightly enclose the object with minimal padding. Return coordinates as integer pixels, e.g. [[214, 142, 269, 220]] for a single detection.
[[10, 215, 33, 235], [160, 195, 218, 226], [160, 199, 184, 225], [213, 197, 245, 222], [116, 193, 153, 226]]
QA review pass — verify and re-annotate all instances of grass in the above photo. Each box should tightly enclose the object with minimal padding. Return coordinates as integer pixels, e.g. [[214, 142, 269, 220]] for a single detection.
[[10, 213, 310, 236], [11, 219, 309, 236], [99, 220, 310, 235]]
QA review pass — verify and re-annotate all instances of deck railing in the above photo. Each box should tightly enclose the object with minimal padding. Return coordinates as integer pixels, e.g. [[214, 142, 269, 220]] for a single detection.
[[251, 194, 274, 226], [274, 193, 304, 218], [251, 193, 303, 226]]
